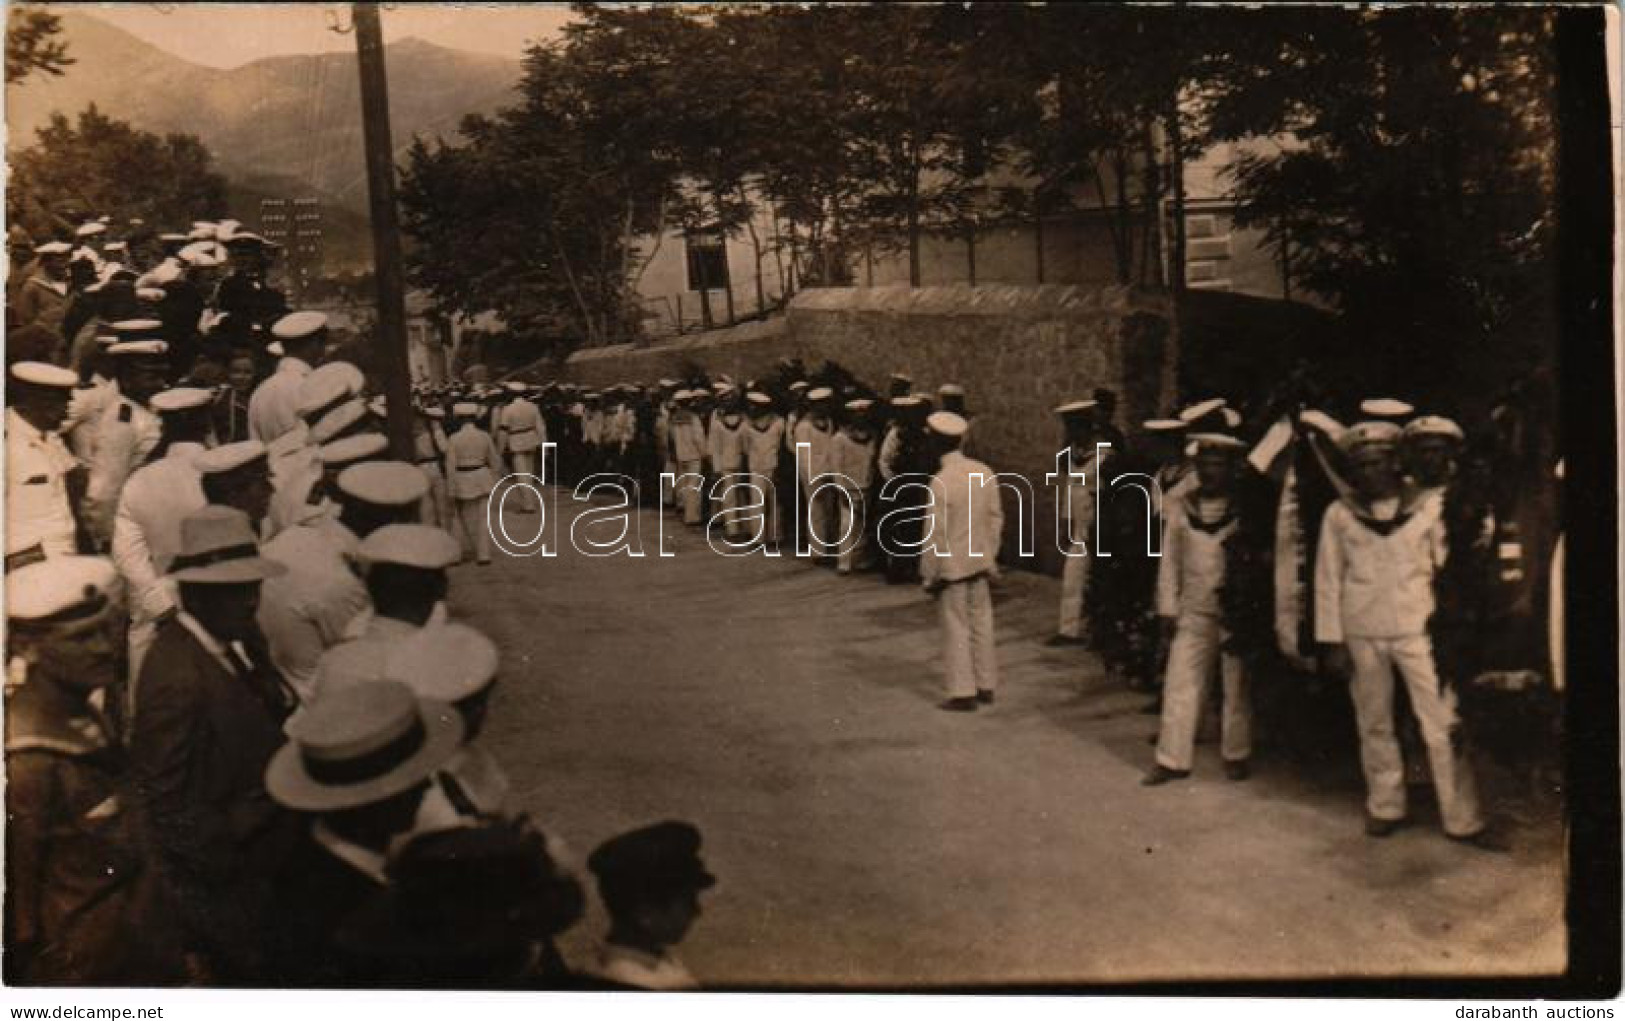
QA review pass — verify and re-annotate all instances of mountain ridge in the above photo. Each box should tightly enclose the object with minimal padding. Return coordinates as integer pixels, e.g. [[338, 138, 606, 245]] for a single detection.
[[7, 9, 526, 268]]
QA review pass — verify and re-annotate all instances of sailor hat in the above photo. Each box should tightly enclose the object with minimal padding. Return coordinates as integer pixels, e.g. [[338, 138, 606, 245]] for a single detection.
[[7, 556, 120, 626], [319, 432, 390, 470], [358, 524, 463, 571], [335, 460, 431, 508], [149, 387, 215, 414], [10, 362, 79, 388], [195, 440, 269, 475], [385, 623, 500, 704], [927, 411, 970, 438], [271, 310, 329, 340], [1402, 415, 1464, 442], [1339, 420, 1403, 453], [1054, 399, 1098, 417]]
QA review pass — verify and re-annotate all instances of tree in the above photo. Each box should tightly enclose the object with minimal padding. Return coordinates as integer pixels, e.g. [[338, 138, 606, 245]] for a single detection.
[[7, 5, 72, 84], [10, 105, 228, 239], [1203, 6, 1558, 400]]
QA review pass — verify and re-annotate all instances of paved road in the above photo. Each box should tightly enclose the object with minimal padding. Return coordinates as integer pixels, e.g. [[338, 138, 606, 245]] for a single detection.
[[448, 490, 1565, 988]]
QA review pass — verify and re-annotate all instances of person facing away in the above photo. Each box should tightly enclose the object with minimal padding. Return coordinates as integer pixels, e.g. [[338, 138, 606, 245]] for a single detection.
[[920, 411, 1005, 712], [587, 821, 717, 991]]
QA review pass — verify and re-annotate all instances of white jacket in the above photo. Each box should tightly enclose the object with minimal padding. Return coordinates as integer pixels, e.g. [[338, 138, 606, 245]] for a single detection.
[[921, 451, 1005, 584], [1314, 491, 1446, 643]]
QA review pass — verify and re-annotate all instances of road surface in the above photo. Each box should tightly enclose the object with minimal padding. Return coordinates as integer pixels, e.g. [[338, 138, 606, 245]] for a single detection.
[[447, 490, 1566, 988]]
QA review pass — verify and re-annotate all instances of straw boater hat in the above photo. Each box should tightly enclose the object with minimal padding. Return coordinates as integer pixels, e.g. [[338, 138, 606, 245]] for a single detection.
[[168, 506, 287, 584], [265, 681, 464, 812]]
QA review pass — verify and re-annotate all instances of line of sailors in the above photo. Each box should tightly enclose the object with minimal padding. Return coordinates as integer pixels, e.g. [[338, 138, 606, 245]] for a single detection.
[[6, 305, 717, 987], [465, 367, 1554, 854]]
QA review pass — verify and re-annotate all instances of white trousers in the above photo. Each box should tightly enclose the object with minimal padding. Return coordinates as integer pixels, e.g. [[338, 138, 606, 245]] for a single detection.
[[1058, 541, 1091, 638], [801, 482, 838, 557], [676, 460, 704, 524], [454, 497, 491, 563], [1156, 613, 1251, 771], [1347, 634, 1483, 836], [940, 575, 997, 698], [837, 490, 866, 572], [713, 469, 750, 539], [419, 466, 450, 528], [746, 470, 779, 544], [509, 450, 539, 510]]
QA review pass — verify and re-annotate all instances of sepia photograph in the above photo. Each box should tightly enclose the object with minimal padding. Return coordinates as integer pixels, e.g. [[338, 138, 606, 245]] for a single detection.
[[1, 0, 1618, 1006]]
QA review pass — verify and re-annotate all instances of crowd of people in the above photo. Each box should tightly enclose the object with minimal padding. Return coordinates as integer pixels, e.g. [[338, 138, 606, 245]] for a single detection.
[[5, 211, 1564, 988], [422, 358, 1560, 854], [6, 218, 718, 988]]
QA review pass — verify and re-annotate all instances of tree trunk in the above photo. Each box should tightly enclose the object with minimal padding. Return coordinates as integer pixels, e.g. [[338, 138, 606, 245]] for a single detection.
[[715, 195, 736, 326], [1033, 193, 1046, 285], [553, 236, 599, 346], [1095, 159, 1130, 285], [906, 143, 923, 287], [1140, 118, 1162, 287], [1165, 103, 1187, 296], [769, 200, 788, 301]]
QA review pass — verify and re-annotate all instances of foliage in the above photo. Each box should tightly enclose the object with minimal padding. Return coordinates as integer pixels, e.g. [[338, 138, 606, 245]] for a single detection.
[[6, 5, 72, 84], [400, 2, 1559, 380], [1202, 7, 1557, 395], [9, 105, 228, 239]]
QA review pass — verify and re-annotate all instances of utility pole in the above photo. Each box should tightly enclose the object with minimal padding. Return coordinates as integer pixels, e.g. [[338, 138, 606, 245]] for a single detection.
[[352, 2, 414, 459]]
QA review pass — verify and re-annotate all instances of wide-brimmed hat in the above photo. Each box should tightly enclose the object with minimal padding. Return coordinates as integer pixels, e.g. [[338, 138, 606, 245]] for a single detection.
[[265, 681, 464, 812], [168, 506, 288, 584]]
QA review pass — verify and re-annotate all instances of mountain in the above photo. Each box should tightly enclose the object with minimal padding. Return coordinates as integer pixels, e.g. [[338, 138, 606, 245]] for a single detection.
[[6, 9, 524, 268]]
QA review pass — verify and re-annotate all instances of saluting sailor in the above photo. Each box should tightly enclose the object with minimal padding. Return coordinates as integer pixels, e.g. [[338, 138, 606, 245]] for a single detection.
[[1314, 421, 1502, 850]]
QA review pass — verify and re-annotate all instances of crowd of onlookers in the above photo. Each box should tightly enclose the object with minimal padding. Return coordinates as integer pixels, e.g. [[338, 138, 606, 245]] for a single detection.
[[7, 217, 717, 988], [5, 209, 1563, 989]]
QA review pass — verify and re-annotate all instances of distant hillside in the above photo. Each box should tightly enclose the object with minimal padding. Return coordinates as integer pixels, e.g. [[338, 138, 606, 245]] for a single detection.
[[7, 8, 525, 268]]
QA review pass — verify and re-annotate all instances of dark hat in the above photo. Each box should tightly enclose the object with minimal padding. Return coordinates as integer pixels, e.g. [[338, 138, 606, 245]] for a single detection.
[[336, 820, 585, 982], [588, 821, 716, 907]]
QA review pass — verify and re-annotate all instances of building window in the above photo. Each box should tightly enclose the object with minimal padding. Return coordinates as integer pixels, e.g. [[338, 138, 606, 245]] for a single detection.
[[1187, 214, 1219, 239], [685, 229, 729, 292], [1186, 260, 1220, 283]]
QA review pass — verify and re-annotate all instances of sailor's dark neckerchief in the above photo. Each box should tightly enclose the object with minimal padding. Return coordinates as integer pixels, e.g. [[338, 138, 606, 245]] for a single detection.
[[1344, 488, 1429, 537], [1182, 492, 1238, 535]]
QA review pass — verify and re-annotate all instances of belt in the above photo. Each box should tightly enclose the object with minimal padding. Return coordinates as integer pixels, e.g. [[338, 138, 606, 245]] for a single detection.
[[505, 426, 536, 435], [456, 463, 486, 472], [416, 457, 440, 466], [942, 570, 991, 587]]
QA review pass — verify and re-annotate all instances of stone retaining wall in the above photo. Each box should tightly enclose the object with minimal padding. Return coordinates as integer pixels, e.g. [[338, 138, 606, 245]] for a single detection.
[[558, 284, 1177, 574]]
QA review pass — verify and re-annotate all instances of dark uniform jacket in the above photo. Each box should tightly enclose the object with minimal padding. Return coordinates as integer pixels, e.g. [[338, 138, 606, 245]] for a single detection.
[[211, 273, 288, 334], [4, 680, 174, 985], [128, 617, 297, 983]]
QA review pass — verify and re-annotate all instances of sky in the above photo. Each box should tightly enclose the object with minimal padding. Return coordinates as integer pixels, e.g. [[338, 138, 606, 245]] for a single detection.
[[79, 3, 578, 67]]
